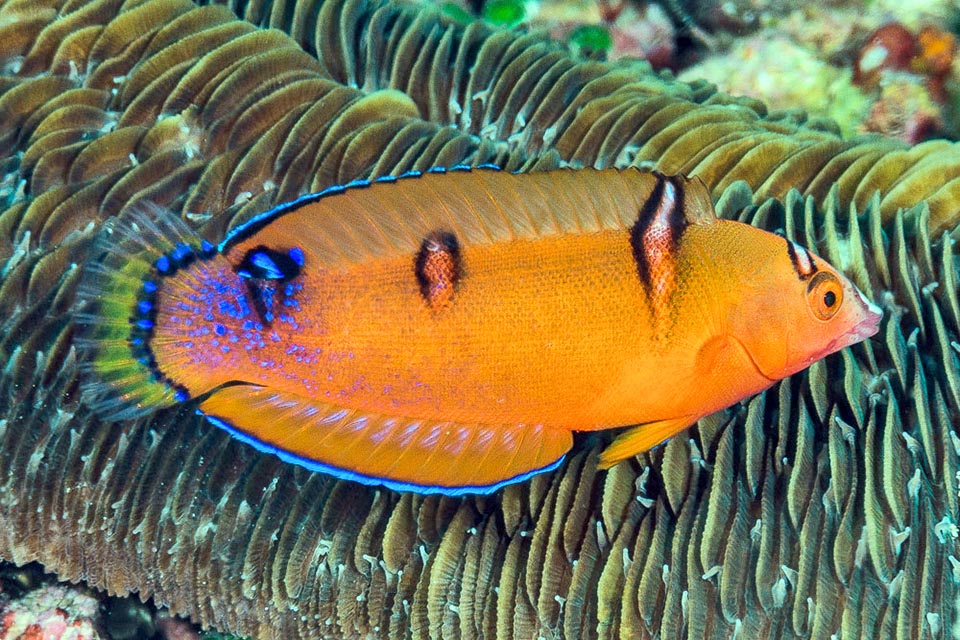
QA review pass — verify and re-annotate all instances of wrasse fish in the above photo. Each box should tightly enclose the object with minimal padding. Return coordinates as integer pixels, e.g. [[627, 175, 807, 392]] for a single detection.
[[76, 167, 882, 495]]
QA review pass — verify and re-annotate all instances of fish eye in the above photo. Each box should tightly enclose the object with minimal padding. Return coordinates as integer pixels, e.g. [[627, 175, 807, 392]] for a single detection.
[[806, 271, 843, 321]]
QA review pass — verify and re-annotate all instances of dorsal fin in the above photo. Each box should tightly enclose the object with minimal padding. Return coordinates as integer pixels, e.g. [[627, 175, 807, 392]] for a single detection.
[[676, 174, 717, 226], [216, 167, 714, 268]]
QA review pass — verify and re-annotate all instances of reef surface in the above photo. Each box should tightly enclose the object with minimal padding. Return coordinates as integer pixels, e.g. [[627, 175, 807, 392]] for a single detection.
[[0, 0, 958, 638]]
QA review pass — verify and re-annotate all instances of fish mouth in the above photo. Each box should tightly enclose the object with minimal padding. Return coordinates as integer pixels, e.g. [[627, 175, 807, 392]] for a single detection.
[[853, 312, 881, 340], [852, 292, 883, 340], [825, 295, 883, 354]]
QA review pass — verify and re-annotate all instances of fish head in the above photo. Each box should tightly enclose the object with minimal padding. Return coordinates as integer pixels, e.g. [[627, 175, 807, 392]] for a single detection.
[[713, 225, 882, 383]]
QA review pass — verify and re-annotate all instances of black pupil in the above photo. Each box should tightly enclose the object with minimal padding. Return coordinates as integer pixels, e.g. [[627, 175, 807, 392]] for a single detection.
[[823, 290, 837, 307]]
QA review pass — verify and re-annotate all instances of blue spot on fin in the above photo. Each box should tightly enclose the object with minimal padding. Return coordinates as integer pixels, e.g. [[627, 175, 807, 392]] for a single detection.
[[251, 252, 283, 279], [238, 246, 303, 281]]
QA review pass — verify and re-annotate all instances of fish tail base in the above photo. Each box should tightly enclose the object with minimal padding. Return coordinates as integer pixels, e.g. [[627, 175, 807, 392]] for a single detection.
[[76, 204, 212, 420]]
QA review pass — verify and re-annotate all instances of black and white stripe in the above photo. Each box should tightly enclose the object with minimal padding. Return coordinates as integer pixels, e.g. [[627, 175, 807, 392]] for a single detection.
[[628, 174, 687, 296], [785, 239, 817, 280]]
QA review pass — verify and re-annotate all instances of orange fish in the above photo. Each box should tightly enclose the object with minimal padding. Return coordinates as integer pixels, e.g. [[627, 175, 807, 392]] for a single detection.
[[77, 167, 881, 495]]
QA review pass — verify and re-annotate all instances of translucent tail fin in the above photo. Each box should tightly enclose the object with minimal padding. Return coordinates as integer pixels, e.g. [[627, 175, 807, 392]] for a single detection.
[[75, 204, 213, 420]]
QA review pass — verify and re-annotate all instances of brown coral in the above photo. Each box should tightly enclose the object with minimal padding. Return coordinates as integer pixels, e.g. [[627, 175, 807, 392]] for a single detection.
[[0, 0, 957, 638]]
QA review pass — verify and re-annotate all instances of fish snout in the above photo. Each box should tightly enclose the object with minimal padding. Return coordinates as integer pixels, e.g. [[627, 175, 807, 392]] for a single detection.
[[851, 287, 883, 340], [822, 286, 882, 355]]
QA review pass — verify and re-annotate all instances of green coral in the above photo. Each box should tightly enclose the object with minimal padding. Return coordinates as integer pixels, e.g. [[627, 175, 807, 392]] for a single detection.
[[439, 0, 526, 28], [482, 0, 525, 26], [569, 24, 613, 58]]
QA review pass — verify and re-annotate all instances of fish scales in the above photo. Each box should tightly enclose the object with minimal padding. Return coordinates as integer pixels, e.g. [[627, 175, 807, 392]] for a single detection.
[[77, 167, 881, 495]]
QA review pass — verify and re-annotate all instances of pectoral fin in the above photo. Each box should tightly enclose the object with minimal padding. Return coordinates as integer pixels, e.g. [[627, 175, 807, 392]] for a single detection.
[[598, 415, 696, 469], [199, 385, 571, 495]]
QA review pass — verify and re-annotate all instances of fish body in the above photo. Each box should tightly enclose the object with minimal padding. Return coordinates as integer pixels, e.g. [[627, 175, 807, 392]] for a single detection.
[[77, 167, 881, 494]]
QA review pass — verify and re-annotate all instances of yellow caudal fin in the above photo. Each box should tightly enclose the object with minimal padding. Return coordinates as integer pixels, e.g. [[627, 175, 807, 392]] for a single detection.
[[598, 416, 696, 469], [75, 202, 215, 420], [199, 385, 572, 495]]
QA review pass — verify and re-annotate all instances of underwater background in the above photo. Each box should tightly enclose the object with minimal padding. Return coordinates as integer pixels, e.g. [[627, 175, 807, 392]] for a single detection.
[[0, 0, 958, 637]]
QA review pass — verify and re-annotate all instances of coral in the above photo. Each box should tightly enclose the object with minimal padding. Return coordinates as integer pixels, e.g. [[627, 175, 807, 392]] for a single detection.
[[682, 12, 959, 144], [776, 6, 882, 61], [869, 0, 957, 29], [912, 24, 957, 100], [861, 71, 944, 143], [606, 3, 676, 66], [532, 1, 676, 66], [678, 34, 872, 136], [854, 21, 958, 101], [851, 21, 958, 139], [567, 23, 614, 58], [0, 565, 208, 640], [853, 22, 917, 88], [481, 0, 526, 27], [0, 585, 101, 640], [0, 0, 957, 638], [155, 614, 202, 640]]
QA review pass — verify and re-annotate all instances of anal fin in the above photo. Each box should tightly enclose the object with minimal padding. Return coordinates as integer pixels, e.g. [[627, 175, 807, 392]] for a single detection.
[[598, 415, 695, 469], [199, 385, 572, 495]]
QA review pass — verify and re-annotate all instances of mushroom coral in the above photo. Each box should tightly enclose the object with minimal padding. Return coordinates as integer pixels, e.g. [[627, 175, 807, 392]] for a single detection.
[[0, 0, 957, 637]]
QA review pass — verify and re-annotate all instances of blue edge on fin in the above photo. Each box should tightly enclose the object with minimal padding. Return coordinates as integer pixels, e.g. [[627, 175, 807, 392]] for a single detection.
[[217, 163, 503, 252], [204, 413, 564, 496]]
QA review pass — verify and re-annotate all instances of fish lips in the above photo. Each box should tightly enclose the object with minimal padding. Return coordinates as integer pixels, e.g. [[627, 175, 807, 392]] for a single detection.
[[850, 287, 883, 340], [825, 289, 883, 354]]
